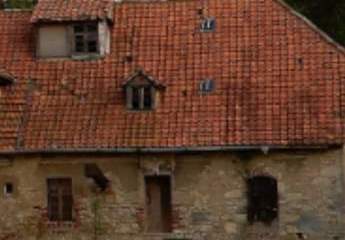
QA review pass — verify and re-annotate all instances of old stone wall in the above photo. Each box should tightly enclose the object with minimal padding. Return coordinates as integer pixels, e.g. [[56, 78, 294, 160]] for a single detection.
[[0, 148, 344, 240]]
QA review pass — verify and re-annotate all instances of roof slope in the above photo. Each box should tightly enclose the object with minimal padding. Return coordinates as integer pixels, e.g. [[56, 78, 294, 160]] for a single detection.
[[0, 0, 345, 152]]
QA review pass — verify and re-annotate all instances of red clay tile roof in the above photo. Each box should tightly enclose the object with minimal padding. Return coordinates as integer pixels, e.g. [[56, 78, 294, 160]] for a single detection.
[[0, 0, 345, 153], [31, 0, 113, 23]]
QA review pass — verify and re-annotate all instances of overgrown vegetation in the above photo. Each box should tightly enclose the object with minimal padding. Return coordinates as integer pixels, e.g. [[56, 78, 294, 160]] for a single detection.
[[284, 0, 345, 46], [0, 0, 36, 9]]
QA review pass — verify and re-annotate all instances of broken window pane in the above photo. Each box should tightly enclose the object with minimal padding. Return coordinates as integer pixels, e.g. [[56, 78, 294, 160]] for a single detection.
[[247, 176, 278, 224]]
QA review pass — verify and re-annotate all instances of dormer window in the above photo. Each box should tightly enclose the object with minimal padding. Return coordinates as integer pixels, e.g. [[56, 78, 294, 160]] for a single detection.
[[124, 70, 165, 111], [31, 0, 113, 59], [73, 23, 99, 54], [36, 21, 110, 59], [129, 85, 154, 110]]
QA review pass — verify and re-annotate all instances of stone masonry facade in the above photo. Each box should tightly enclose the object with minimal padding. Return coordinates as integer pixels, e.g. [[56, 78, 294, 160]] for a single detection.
[[0, 148, 344, 240]]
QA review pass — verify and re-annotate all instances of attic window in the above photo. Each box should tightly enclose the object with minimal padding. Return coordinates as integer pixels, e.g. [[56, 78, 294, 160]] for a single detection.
[[124, 71, 165, 111], [73, 23, 99, 54], [200, 79, 215, 93], [127, 85, 155, 110], [200, 17, 216, 32], [247, 176, 278, 224]]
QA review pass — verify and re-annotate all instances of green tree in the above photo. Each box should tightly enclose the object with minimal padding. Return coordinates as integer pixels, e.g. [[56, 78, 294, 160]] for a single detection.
[[284, 0, 345, 46], [0, 0, 36, 9]]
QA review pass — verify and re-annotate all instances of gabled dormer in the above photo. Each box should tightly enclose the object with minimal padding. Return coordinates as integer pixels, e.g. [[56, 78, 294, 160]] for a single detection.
[[30, 0, 113, 59], [123, 70, 165, 111]]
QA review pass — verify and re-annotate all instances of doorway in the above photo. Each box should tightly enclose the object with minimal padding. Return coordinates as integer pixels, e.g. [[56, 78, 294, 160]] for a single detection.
[[145, 175, 172, 233]]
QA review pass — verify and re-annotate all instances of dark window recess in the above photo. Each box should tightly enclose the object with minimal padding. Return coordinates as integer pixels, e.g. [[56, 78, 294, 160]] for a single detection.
[[4, 182, 13, 195], [47, 178, 73, 222], [73, 23, 99, 54], [0, 74, 14, 86], [132, 87, 141, 109], [247, 176, 278, 224], [128, 86, 154, 110], [200, 17, 216, 32], [143, 86, 152, 109], [145, 176, 172, 233], [200, 79, 215, 93]]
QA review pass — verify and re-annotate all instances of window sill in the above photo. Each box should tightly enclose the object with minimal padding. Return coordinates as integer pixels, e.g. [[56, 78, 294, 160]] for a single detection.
[[46, 221, 75, 228], [71, 54, 103, 61], [127, 109, 155, 112], [36, 54, 104, 61], [143, 233, 190, 240]]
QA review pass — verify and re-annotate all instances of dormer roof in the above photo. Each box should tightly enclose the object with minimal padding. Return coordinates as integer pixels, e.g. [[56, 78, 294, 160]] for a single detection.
[[30, 0, 114, 23], [123, 70, 166, 89]]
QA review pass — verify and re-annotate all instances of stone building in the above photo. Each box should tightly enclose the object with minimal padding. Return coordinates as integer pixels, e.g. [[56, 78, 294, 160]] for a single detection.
[[0, 0, 345, 239]]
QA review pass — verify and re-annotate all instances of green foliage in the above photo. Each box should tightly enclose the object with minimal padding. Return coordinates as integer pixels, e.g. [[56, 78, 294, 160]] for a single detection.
[[1, 0, 36, 9], [284, 0, 345, 46]]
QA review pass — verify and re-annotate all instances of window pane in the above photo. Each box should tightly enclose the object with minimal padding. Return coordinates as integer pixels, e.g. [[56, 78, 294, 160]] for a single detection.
[[47, 178, 72, 222], [62, 195, 73, 221], [75, 35, 85, 52], [74, 25, 84, 33], [132, 87, 140, 110], [48, 195, 59, 221], [73, 23, 99, 54], [143, 87, 152, 109], [87, 40, 97, 53], [87, 23, 98, 33]]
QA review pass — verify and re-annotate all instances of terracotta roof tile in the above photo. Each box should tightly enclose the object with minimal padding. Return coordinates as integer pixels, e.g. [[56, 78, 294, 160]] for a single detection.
[[0, 0, 345, 152], [31, 0, 113, 23]]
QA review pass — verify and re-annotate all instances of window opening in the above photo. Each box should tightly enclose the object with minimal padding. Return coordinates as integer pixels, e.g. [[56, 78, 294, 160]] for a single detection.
[[200, 79, 215, 93], [247, 176, 278, 224], [200, 17, 216, 32], [4, 182, 13, 196], [145, 176, 172, 233], [47, 178, 73, 221], [73, 23, 99, 54], [128, 86, 154, 110]]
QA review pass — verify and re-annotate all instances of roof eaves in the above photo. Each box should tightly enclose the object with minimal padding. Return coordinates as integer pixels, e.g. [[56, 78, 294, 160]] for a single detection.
[[0, 145, 337, 155]]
